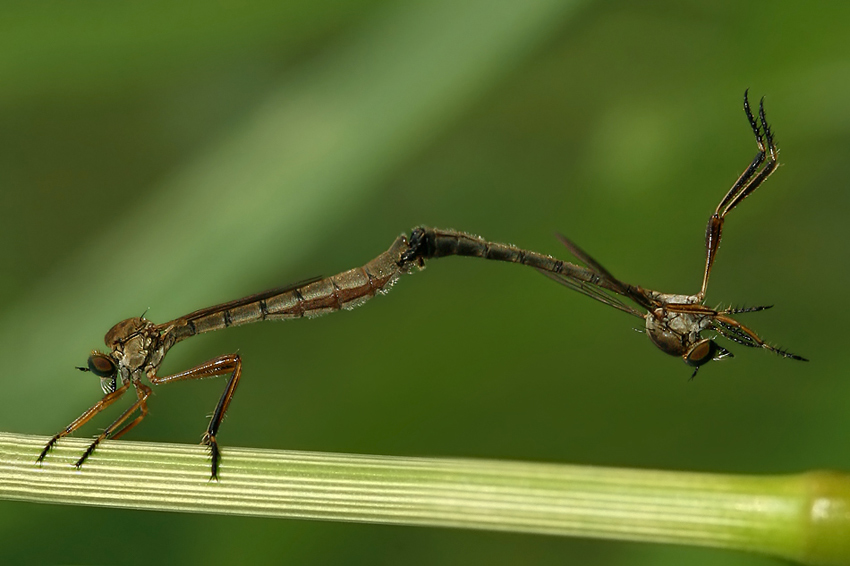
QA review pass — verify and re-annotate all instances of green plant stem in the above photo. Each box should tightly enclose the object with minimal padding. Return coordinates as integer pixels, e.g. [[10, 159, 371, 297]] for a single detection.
[[1, 432, 847, 565]]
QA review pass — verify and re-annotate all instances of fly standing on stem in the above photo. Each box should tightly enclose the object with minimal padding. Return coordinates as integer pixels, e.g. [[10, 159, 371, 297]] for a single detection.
[[38, 236, 423, 479]]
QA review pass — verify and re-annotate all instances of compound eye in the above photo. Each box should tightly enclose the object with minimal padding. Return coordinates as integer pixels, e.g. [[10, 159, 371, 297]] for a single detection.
[[87, 354, 117, 378], [684, 340, 733, 367]]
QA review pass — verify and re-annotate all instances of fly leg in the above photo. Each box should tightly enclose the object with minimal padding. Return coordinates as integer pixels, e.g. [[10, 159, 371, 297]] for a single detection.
[[36, 380, 133, 465], [109, 381, 153, 441], [699, 91, 778, 300], [149, 354, 242, 480], [73, 380, 152, 469], [712, 315, 807, 361]]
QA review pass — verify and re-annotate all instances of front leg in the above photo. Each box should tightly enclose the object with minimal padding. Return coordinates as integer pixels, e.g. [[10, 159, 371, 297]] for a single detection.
[[711, 315, 807, 361], [74, 380, 152, 469], [149, 354, 242, 480], [36, 380, 133, 465]]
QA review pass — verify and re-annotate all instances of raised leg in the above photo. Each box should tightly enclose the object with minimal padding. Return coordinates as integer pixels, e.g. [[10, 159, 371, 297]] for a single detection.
[[36, 380, 133, 464], [699, 92, 779, 300], [149, 354, 242, 480]]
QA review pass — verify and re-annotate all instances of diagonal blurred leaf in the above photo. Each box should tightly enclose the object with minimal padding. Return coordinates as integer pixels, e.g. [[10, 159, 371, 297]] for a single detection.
[[0, 0, 584, 430]]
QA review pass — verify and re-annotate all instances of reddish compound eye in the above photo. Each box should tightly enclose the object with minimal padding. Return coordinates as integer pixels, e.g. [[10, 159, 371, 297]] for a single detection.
[[684, 339, 733, 367], [685, 340, 713, 366], [87, 354, 117, 378]]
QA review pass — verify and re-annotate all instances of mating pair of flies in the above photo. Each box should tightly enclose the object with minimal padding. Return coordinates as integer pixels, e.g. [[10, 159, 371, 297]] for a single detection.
[[38, 92, 806, 479]]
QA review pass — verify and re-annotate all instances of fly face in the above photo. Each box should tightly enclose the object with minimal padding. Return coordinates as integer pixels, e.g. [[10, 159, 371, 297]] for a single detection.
[[79, 351, 119, 394], [645, 308, 702, 358], [645, 307, 733, 377], [75, 317, 156, 393], [683, 339, 733, 378]]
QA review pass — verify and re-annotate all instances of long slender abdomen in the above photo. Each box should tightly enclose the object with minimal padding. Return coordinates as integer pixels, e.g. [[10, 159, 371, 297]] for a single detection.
[[185, 235, 416, 335], [407, 226, 570, 272], [402, 226, 618, 296], [264, 241, 408, 319]]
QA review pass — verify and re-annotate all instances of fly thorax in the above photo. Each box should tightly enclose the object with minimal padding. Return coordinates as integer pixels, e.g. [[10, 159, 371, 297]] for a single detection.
[[646, 308, 697, 358], [116, 332, 149, 371], [105, 317, 150, 347], [146, 341, 170, 375], [104, 317, 156, 373]]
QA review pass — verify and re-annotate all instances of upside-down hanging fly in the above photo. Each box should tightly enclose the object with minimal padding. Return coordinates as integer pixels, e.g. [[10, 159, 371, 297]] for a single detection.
[[401, 92, 806, 375]]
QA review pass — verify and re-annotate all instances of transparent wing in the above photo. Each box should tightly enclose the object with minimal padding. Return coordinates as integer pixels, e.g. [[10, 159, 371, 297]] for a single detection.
[[554, 232, 654, 310], [166, 276, 324, 325], [538, 269, 646, 319]]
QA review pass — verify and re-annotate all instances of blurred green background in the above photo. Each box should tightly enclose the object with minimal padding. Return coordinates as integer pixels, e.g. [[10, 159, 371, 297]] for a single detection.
[[1, 1, 848, 564]]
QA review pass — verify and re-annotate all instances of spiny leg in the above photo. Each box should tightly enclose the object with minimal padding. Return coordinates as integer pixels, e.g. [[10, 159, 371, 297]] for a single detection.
[[149, 354, 242, 480], [715, 98, 778, 217], [663, 303, 806, 362], [74, 381, 152, 469], [699, 92, 779, 300], [203, 357, 242, 481], [723, 305, 773, 314], [662, 303, 773, 316], [712, 314, 807, 361], [36, 380, 133, 464]]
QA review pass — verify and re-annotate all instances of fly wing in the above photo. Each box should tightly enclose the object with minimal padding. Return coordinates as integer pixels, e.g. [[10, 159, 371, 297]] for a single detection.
[[167, 276, 324, 325], [538, 268, 645, 319], [554, 232, 654, 310], [555, 232, 621, 284]]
